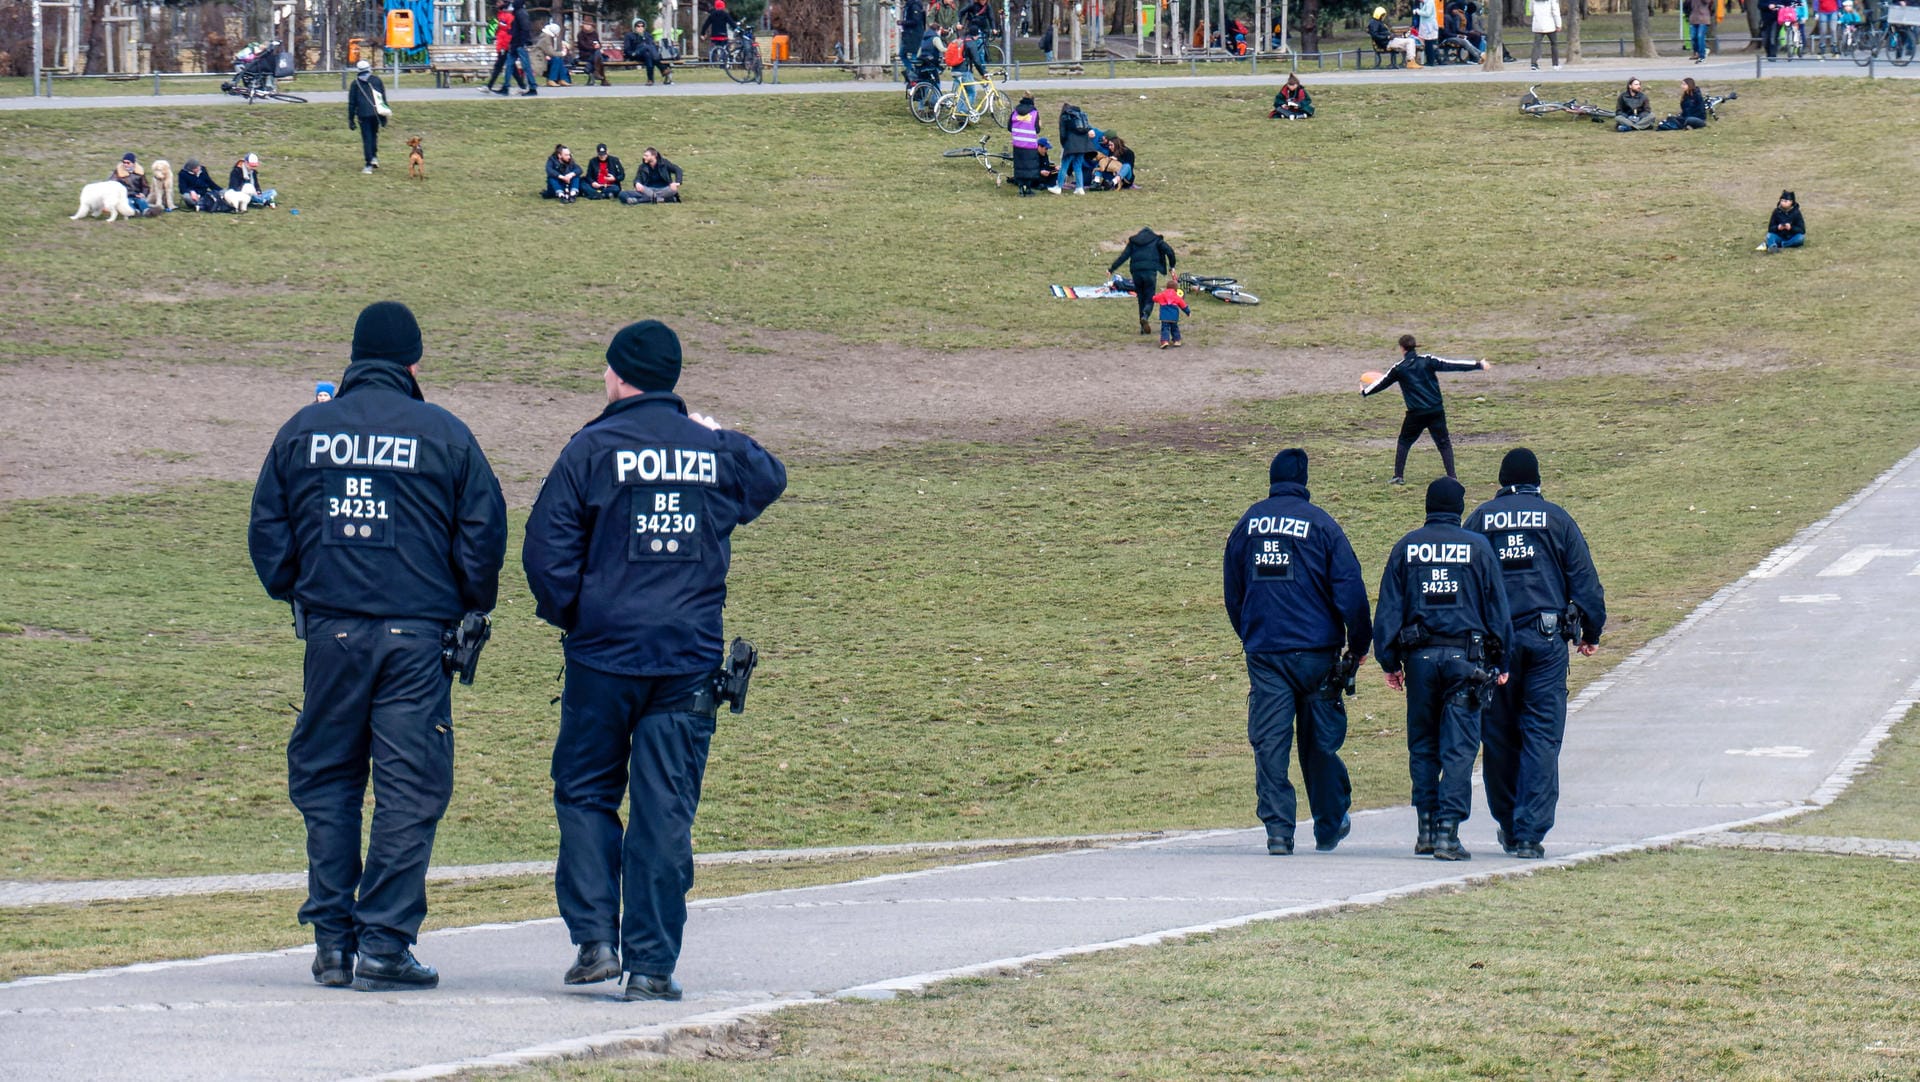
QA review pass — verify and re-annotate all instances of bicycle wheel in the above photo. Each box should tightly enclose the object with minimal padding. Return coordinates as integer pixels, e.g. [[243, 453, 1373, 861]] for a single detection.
[[942, 146, 985, 157], [909, 82, 940, 123], [746, 49, 765, 81], [1891, 29, 1915, 64], [983, 40, 1005, 65], [985, 87, 1011, 127], [267, 91, 308, 103], [934, 94, 969, 134], [1215, 287, 1260, 305], [723, 46, 753, 82], [1852, 28, 1877, 63]]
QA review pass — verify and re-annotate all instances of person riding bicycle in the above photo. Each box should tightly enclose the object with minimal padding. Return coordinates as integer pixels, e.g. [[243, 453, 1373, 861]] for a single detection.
[[703, 1, 737, 62], [960, 0, 997, 70], [912, 27, 947, 92]]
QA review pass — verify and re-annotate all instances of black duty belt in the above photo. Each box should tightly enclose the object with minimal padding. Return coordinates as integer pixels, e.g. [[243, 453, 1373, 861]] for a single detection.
[[1421, 634, 1475, 649]]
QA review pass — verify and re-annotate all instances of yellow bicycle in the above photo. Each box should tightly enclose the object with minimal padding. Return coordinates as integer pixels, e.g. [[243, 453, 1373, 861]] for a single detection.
[[933, 72, 1011, 134]]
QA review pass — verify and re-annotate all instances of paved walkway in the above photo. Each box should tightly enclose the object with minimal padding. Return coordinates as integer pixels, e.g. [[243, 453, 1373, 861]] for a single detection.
[[1690, 831, 1920, 860], [0, 833, 1161, 907], [3, 52, 1912, 112], [4, 444, 1919, 1082]]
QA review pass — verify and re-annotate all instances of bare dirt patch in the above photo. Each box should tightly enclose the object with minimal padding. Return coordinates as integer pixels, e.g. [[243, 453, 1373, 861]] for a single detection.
[[0, 330, 1766, 506]]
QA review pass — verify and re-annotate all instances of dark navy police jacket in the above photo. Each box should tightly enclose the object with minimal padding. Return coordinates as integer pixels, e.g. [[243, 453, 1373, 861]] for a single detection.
[[1465, 485, 1607, 642], [1361, 351, 1482, 415], [248, 359, 508, 621], [522, 392, 787, 677], [1223, 481, 1372, 656], [1372, 512, 1512, 673]]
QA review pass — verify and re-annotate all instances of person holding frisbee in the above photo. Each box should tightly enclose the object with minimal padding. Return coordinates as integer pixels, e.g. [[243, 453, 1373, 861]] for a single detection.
[[1360, 334, 1490, 485]]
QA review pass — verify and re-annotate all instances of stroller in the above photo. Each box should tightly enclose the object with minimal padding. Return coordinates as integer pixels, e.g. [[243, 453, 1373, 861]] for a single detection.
[[227, 40, 293, 93]]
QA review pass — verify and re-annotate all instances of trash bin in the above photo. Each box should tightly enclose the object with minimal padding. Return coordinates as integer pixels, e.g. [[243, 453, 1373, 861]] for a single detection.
[[385, 9, 417, 50], [771, 33, 790, 60], [348, 36, 365, 63]]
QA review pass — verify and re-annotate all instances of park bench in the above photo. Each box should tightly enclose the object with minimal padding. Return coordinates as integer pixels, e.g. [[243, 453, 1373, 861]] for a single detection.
[[571, 43, 643, 78], [428, 44, 496, 87], [1369, 27, 1410, 67]]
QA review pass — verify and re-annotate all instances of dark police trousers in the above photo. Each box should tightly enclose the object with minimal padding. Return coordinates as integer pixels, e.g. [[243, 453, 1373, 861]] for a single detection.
[[552, 662, 715, 977], [1484, 623, 1568, 845], [287, 614, 454, 955], [1402, 645, 1483, 824], [1246, 650, 1352, 846]]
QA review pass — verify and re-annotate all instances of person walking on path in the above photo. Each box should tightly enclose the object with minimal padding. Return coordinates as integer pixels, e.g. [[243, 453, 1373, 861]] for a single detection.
[[1361, 334, 1489, 485], [1224, 449, 1373, 856], [1686, 0, 1715, 61], [347, 60, 388, 174], [1530, 0, 1564, 69], [247, 301, 508, 992], [522, 320, 786, 1002], [484, 0, 520, 92], [1465, 448, 1606, 861], [507, 0, 538, 95], [1372, 477, 1511, 862], [1107, 226, 1177, 337]]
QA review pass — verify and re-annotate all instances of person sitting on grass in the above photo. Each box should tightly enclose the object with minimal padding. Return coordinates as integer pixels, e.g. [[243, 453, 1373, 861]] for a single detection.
[[1676, 77, 1708, 129], [178, 158, 228, 212], [630, 147, 684, 203], [582, 143, 625, 199], [1614, 77, 1654, 131], [228, 151, 276, 207], [1759, 190, 1805, 252], [111, 152, 154, 216], [1093, 133, 1135, 189], [546, 144, 582, 202], [1152, 282, 1190, 349], [1269, 73, 1314, 118], [1036, 137, 1059, 191]]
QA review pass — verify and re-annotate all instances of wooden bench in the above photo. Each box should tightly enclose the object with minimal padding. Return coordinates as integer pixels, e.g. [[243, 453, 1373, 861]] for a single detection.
[[571, 44, 644, 78], [428, 44, 496, 87]]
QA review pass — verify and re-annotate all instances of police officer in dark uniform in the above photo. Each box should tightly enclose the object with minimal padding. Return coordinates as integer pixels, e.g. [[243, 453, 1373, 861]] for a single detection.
[[1465, 448, 1605, 860], [1223, 449, 1372, 855], [1372, 477, 1511, 861], [1360, 334, 1491, 485], [522, 320, 786, 1002], [248, 301, 507, 990]]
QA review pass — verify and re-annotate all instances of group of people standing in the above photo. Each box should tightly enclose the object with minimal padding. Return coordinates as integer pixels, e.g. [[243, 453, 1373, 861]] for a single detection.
[[482, 0, 677, 94]]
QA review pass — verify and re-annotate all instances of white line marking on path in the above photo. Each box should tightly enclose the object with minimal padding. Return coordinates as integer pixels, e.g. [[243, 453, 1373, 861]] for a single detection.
[[1723, 746, 1816, 759], [1746, 545, 1814, 579], [1777, 594, 1841, 603], [1815, 545, 1919, 577]]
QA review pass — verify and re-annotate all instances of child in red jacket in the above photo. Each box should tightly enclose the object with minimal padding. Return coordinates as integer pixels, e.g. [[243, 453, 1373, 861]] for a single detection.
[[1152, 284, 1190, 348]]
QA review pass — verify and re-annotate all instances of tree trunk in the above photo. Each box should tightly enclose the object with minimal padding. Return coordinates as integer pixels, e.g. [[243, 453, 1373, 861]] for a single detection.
[[82, 0, 110, 73], [1300, 0, 1318, 52], [1630, 0, 1655, 53], [855, 0, 882, 75], [1743, 0, 1761, 49], [1567, 0, 1581, 58], [1481, 0, 1504, 66]]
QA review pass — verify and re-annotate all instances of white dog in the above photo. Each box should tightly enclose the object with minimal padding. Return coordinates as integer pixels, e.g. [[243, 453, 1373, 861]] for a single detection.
[[221, 182, 256, 214], [149, 159, 175, 212], [72, 180, 136, 222]]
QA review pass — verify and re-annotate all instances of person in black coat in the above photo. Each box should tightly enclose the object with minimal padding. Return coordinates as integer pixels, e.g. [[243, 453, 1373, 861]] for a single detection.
[[1761, 189, 1806, 251], [1052, 101, 1095, 193], [1614, 76, 1653, 131], [582, 143, 626, 199], [178, 158, 228, 212], [1107, 226, 1177, 335], [509, 0, 538, 95], [248, 301, 507, 990], [898, 0, 927, 82], [1361, 334, 1490, 484], [347, 60, 388, 173]]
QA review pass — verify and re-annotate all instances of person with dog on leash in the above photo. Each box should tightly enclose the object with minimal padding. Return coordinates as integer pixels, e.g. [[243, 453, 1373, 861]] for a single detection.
[[229, 152, 277, 208], [348, 61, 390, 175]]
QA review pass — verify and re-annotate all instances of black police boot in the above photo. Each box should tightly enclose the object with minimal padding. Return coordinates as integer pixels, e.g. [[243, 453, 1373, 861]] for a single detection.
[[1431, 822, 1472, 862], [1513, 841, 1546, 860], [1497, 826, 1519, 857], [1414, 812, 1435, 855], [1139, 317, 1151, 336], [564, 941, 621, 985], [1315, 814, 1352, 853], [623, 972, 684, 1001], [353, 949, 440, 991], [311, 947, 355, 988], [1266, 834, 1294, 856]]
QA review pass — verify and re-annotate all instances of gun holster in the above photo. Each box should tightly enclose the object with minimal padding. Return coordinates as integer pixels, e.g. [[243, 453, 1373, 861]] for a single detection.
[[441, 611, 492, 686], [1396, 624, 1431, 650], [712, 637, 758, 715], [291, 600, 308, 641]]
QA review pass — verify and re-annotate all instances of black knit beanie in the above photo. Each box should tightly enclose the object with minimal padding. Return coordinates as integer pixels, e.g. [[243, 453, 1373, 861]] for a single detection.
[[1780, 190, 1795, 203], [606, 320, 682, 392], [350, 301, 423, 366], [1426, 477, 1465, 515], [1269, 448, 1309, 486], [1498, 448, 1541, 488]]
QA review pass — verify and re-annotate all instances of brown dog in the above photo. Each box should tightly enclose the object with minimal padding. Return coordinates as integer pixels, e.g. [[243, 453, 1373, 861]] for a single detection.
[[149, 159, 176, 212], [407, 137, 425, 180]]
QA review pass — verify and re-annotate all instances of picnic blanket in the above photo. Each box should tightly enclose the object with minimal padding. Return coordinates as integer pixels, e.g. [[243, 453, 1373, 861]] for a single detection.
[[1049, 282, 1133, 299]]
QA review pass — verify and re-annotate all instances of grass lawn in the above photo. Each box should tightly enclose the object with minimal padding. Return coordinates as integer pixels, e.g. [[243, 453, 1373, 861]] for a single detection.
[[4, 363, 1918, 880], [2, 79, 1916, 374], [1776, 705, 1920, 843], [492, 847, 1920, 1081]]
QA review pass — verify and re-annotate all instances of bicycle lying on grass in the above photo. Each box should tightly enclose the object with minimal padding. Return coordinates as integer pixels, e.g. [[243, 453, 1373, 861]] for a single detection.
[[941, 133, 1015, 183], [1518, 85, 1616, 122], [1104, 271, 1262, 305]]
